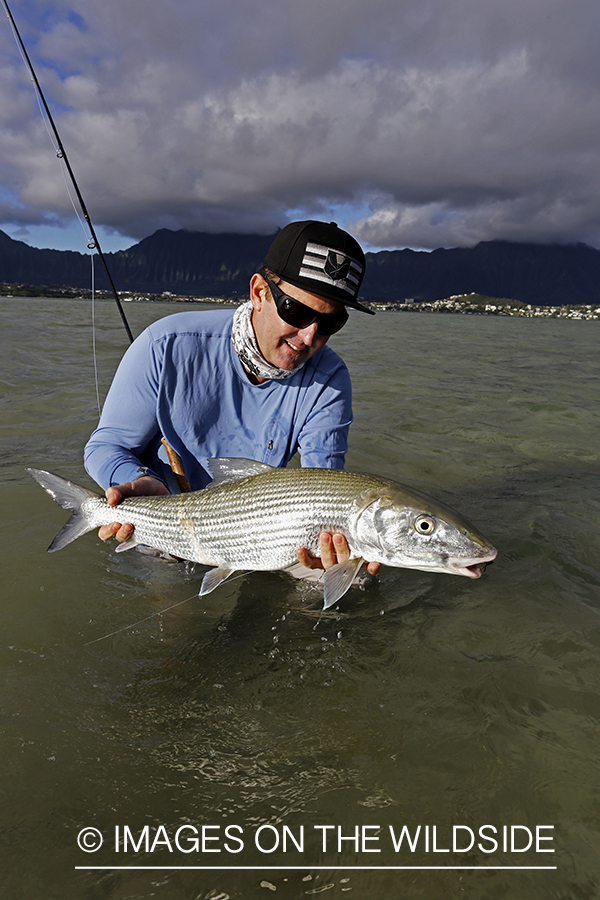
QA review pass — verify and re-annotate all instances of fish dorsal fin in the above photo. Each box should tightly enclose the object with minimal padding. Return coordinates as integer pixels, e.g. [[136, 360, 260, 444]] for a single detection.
[[199, 566, 238, 596], [323, 557, 365, 609], [204, 457, 275, 488]]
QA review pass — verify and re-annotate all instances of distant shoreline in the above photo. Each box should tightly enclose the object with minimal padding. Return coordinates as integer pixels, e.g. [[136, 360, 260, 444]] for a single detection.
[[369, 294, 600, 320], [1, 284, 599, 320]]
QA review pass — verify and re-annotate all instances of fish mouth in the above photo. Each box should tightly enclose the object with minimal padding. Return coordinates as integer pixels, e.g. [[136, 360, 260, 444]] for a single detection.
[[450, 547, 498, 579]]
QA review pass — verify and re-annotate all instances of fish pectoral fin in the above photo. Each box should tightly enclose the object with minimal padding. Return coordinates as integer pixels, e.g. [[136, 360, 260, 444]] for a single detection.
[[323, 557, 365, 609], [114, 536, 141, 553], [199, 566, 238, 596]]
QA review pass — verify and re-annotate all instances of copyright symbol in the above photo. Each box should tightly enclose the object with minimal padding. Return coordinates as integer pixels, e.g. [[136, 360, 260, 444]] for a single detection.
[[77, 827, 103, 852]]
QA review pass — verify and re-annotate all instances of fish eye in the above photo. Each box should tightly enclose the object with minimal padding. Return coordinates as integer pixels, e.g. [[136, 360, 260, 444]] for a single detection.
[[414, 515, 436, 535]]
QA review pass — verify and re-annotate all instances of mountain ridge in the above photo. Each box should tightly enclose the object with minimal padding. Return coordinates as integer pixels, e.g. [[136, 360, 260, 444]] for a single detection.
[[2, 227, 600, 306]]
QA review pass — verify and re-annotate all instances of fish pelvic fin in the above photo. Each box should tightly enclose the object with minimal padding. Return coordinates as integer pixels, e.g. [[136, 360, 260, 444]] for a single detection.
[[323, 557, 365, 609], [27, 468, 99, 553], [114, 536, 141, 553], [199, 566, 239, 596]]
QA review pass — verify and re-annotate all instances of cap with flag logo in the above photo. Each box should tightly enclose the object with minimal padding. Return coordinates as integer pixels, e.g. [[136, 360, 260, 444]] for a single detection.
[[263, 220, 374, 314]]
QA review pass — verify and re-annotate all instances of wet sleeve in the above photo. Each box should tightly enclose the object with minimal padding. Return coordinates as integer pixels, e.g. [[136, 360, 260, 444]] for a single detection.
[[297, 362, 353, 470], [84, 329, 165, 490]]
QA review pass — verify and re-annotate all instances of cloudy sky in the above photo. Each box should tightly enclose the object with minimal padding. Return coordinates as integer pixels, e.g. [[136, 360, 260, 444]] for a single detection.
[[1, 0, 599, 253]]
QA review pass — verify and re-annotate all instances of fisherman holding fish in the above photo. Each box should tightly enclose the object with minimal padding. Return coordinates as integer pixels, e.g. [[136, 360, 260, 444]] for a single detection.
[[33, 220, 496, 603], [84, 220, 381, 575]]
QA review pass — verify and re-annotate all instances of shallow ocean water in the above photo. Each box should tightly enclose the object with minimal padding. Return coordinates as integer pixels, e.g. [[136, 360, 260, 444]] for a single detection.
[[1, 297, 599, 899]]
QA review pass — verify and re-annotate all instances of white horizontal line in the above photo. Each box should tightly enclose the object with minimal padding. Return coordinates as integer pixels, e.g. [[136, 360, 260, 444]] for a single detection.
[[75, 865, 558, 871]]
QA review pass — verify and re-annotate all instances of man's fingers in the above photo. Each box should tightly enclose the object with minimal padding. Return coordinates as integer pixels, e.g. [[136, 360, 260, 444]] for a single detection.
[[100, 476, 169, 543], [319, 532, 336, 568], [98, 522, 134, 543], [105, 487, 123, 508], [115, 523, 134, 542], [99, 523, 118, 542], [331, 532, 350, 564], [105, 476, 168, 508], [296, 532, 352, 570], [320, 532, 350, 567], [296, 547, 321, 569]]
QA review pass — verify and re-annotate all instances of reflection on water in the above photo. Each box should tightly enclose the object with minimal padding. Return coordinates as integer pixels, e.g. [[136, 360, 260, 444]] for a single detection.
[[1, 298, 600, 898]]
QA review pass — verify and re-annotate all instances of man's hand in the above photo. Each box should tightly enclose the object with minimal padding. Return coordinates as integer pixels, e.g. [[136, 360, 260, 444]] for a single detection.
[[98, 475, 169, 542], [297, 531, 380, 575]]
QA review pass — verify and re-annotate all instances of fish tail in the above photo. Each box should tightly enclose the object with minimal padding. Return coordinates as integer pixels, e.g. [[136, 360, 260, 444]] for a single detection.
[[27, 468, 99, 552]]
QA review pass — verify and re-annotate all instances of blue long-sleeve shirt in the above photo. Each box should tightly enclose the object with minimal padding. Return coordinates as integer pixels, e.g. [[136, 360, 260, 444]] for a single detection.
[[84, 309, 353, 492]]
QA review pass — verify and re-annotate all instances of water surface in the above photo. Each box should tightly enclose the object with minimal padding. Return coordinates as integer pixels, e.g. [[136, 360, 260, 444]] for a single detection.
[[1, 297, 599, 899]]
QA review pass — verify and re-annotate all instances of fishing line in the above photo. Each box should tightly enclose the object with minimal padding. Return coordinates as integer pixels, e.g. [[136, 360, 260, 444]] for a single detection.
[[3, 0, 102, 413], [8, 6, 104, 412], [4, 0, 192, 488], [84, 591, 200, 645], [1, 0, 134, 344], [17, 37, 104, 415], [30, 61, 102, 417], [91, 252, 101, 416], [23, 48, 90, 243], [85, 570, 255, 645]]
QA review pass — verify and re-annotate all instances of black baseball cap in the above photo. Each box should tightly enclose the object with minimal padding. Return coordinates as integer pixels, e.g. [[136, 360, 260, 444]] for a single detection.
[[263, 220, 374, 314]]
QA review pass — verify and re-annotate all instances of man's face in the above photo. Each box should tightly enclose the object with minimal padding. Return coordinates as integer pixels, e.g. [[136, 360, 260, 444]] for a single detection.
[[249, 273, 345, 375]]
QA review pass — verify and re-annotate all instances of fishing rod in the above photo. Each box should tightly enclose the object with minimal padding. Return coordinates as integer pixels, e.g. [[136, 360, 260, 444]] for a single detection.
[[1, 0, 134, 344], [2, 0, 191, 492]]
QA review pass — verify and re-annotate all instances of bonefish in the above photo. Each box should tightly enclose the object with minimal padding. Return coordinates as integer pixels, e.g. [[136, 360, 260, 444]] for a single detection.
[[28, 459, 497, 608]]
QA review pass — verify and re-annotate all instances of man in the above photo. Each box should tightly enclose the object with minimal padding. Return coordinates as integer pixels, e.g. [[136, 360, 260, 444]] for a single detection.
[[85, 220, 379, 575]]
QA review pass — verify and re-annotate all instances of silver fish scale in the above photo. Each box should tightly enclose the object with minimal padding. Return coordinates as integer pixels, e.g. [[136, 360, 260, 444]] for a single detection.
[[83, 494, 204, 561], [90, 468, 381, 568], [29, 464, 498, 607], [190, 469, 369, 568]]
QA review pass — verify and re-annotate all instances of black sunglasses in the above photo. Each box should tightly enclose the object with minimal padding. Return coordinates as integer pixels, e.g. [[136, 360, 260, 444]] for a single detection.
[[260, 270, 348, 336]]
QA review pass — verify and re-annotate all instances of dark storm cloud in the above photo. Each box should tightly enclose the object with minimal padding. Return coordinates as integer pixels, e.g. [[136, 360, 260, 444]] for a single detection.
[[1, 0, 600, 250]]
